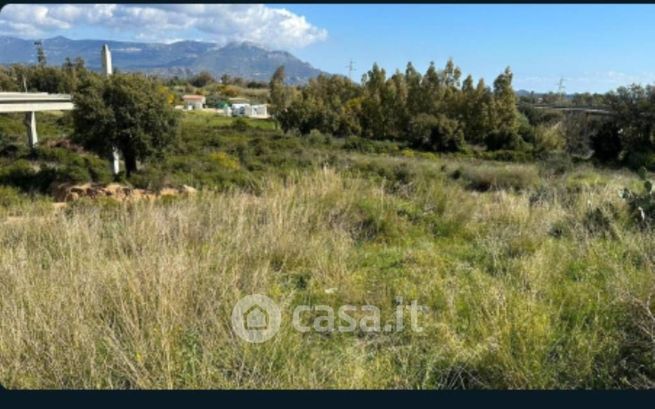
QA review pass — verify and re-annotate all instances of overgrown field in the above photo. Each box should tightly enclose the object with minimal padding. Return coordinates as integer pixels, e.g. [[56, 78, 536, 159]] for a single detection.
[[1, 149, 655, 388], [1, 111, 654, 389]]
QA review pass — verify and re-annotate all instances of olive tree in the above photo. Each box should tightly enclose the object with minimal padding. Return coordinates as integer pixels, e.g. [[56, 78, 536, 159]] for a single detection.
[[72, 73, 179, 176]]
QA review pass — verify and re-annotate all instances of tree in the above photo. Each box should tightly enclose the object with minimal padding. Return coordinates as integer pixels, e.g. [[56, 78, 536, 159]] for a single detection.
[[277, 74, 362, 136], [606, 84, 655, 152], [269, 66, 289, 119], [0, 66, 19, 91], [190, 71, 215, 88], [72, 73, 179, 176], [360, 63, 401, 140], [409, 113, 464, 152], [404, 62, 423, 116], [485, 67, 521, 150], [492, 67, 519, 134]]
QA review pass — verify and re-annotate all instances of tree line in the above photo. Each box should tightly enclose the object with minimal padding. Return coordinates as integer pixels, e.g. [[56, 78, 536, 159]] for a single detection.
[[270, 61, 655, 169], [271, 61, 524, 153], [3, 56, 655, 172]]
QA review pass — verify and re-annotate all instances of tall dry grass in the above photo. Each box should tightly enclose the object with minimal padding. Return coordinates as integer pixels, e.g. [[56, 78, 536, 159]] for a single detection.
[[0, 160, 653, 389]]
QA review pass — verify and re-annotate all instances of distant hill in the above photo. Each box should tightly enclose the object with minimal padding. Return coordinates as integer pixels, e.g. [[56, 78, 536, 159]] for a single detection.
[[0, 36, 325, 84]]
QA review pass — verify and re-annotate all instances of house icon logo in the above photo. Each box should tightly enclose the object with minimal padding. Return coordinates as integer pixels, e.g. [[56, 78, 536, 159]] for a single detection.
[[245, 304, 269, 330], [231, 294, 281, 343]]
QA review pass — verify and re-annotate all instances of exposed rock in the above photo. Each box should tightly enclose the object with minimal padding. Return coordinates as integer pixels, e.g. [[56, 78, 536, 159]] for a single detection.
[[50, 182, 198, 204], [159, 187, 179, 197], [44, 138, 85, 153]]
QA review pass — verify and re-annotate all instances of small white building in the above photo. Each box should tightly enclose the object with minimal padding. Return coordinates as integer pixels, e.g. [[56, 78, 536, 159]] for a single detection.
[[230, 102, 269, 119], [182, 95, 206, 110], [245, 104, 269, 119]]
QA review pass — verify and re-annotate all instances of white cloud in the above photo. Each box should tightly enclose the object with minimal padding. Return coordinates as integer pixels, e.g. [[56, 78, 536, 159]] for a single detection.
[[0, 4, 327, 49]]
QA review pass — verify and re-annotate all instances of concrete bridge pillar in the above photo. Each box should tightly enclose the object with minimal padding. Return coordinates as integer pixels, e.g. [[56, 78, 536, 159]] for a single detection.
[[24, 111, 38, 149], [111, 146, 120, 176]]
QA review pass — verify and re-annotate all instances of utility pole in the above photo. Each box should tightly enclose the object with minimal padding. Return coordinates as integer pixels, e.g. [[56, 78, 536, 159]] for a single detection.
[[346, 59, 356, 82]]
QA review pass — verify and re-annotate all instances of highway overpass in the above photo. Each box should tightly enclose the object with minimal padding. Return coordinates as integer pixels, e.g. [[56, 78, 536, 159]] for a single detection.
[[0, 92, 74, 148]]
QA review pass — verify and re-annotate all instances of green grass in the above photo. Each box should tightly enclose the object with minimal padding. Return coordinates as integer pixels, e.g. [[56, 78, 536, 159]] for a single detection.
[[182, 110, 277, 130], [0, 158, 653, 388], [0, 110, 654, 389]]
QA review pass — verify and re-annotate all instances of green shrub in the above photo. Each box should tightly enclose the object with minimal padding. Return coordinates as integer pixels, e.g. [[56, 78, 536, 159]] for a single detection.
[[621, 168, 655, 226], [343, 136, 401, 154], [409, 113, 464, 152], [534, 124, 566, 154], [517, 113, 536, 144], [623, 150, 655, 172], [307, 129, 331, 146], [0, 160, 57, 193], [232, 117, 249, 132], [349, 198, 404, 242], [58, 164, 91, 184], [484, 129, 522, 151], [129, 166, 169, 191], [209, 151, 241, 171], [0, 185, 26, 207]]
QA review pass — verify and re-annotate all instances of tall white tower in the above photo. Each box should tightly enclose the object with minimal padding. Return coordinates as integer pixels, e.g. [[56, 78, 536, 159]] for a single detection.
[[102, 44, 113, 77], [102, 44, 120, 175]]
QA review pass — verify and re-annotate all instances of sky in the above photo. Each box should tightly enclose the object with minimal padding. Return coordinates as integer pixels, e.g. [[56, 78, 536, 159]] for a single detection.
[[1, 4, 654, 93]]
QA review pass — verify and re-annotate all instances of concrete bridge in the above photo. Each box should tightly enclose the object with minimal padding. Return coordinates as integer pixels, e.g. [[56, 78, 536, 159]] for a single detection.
[[0, 92, 74, 148], [532, 104, 614, 117], [1, 44, 119, 174]]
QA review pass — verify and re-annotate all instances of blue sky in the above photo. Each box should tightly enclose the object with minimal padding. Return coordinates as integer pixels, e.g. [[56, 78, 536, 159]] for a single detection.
[[284, 4, 655, 93], [1, 4, 654, 93]]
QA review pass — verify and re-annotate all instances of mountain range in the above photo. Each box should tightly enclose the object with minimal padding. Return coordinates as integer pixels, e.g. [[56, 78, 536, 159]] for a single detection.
[[0, 36, 325, 84]]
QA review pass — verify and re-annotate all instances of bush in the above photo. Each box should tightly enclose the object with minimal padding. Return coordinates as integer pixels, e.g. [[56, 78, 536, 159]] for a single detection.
[[409, 113, 464, 152], [232, 117, 249, 132], [58, 164, 91, 184], [517, 113, 536, 144], [343, 136, 400, 155], [534, 124, 566, 154], [591, 120, 622, 163], [484, 129, 522, 151], [128, 166, 169, 191], [623, 150, 655, 172], [0, 185, 26, 207], [209, 151, 241, 171], [622, 168, 655, 226], [0, 160, 57, 193], [348, 197, 404, 242], [307, 129, 331, 146]]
